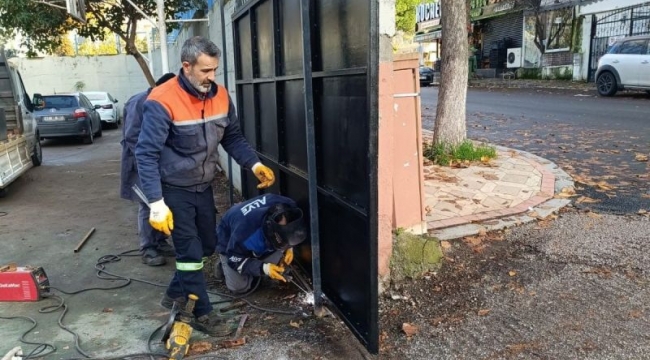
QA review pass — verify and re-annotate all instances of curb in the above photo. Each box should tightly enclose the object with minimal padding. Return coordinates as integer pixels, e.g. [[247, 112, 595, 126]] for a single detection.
[[429, 145, 574, 241]]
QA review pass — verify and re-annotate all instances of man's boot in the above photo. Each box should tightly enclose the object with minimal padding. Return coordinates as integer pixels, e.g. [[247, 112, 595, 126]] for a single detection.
[[142, 248, 166, 266], [156, 239, 176, 257], [190, 310, 236, 337]]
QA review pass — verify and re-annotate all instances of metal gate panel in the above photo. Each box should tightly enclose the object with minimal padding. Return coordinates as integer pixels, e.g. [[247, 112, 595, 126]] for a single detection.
[[588, 3, 650, 81], [233, 0, 378, 353]]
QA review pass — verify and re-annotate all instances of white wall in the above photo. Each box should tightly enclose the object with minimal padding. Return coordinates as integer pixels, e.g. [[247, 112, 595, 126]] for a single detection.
[[579, 0, 649, 15], [151, 1, 243, 191], [15, 54, 150, 106]]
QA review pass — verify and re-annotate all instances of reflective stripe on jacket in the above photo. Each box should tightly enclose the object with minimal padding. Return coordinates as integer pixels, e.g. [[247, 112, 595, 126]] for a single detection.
[[135, 72, 259, 202]]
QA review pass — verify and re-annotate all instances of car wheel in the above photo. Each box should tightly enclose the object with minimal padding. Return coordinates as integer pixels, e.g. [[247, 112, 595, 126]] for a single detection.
[[96, 123, 103, 137], [31, 137, 43, 166], [597, 71, 618, 97], [83, 125, 94, 144]]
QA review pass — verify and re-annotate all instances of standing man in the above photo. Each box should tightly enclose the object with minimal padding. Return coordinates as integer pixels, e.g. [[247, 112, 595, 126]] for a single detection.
[[135, 36, 275, 337], [215, 194, 307, 294], [120, 73, 176, 266]]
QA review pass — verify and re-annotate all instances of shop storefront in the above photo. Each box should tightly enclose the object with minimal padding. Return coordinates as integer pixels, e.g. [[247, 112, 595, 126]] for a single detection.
[[414, 1, 442, 68], [469, 0, 524, 71]]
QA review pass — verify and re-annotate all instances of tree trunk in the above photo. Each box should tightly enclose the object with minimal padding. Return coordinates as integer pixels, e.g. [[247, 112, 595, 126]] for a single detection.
[[433, 0, 468, 147], [127, 41, 155, 87]]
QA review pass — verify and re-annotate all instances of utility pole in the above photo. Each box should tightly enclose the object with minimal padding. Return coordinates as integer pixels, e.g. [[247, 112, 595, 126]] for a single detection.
[[156, 0, 169, 73]]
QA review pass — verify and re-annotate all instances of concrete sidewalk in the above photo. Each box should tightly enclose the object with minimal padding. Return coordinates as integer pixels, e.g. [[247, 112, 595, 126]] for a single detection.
[[421, 130, 574, 240]]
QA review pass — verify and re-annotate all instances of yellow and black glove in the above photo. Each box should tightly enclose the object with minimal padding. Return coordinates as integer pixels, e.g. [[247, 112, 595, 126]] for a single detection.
[[149, 199, 174, 236], [262, 263, 286, 282], [252, 162, 275, 189], [282, 248, 293, 266]]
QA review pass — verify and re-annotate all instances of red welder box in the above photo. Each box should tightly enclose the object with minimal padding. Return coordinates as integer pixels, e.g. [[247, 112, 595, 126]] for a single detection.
[[0, 265, 50, 302]]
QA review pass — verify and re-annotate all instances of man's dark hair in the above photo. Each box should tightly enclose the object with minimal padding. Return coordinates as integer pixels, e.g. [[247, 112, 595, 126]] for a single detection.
[[181, 36, 221, 65], [155, 72, 176, 86]]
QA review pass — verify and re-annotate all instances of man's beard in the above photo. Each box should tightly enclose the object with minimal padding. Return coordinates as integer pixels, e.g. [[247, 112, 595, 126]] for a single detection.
[[188, 73, 211, 93]]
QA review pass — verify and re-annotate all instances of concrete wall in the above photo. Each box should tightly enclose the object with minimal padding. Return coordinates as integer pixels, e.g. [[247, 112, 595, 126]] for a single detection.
[[151, 1, 242, 191], [14, 54, 150, 106]]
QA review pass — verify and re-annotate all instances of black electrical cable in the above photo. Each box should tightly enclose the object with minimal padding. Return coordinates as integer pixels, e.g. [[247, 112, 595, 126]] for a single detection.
[[6, 248, 305, 359], [0, 315, 56, 359]]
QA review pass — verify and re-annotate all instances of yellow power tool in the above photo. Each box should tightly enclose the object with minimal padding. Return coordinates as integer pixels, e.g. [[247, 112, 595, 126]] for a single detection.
[[162, 294, 198, 360]]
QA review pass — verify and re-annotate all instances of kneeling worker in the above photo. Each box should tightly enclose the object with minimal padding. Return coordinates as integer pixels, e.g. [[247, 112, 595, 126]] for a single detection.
[[215, 194, 307, 293]]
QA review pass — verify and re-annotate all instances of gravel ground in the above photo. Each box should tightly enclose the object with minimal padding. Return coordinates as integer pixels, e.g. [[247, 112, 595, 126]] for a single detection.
[[381, 210, 650, 360]]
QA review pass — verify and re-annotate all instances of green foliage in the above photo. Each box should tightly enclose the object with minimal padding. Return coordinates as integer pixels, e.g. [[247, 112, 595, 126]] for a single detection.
[[74, 81, 86, 91], [53, 36, 76, 56], [0, 0, 204, 81], [135, 36, 149, 54], [518, 68, 542, 80], [424, 140, 497, 166], [571, 16, 583, 54], [396, 0, 422, 33], [542, 67, 573, 81]]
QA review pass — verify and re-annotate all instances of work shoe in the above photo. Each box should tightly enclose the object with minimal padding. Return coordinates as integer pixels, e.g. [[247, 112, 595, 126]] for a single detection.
[[142, 248, 166, 266], [191, 311, 236, 337], [160, 293, 186, 310], [156, 240, 175, 257]]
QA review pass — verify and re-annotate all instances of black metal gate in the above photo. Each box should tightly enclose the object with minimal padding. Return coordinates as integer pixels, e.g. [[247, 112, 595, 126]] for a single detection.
[[232, 0, 379, 353], [588, 3, 650, 81]]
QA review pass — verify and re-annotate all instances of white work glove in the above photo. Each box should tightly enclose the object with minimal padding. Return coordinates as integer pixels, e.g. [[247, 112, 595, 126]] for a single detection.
[[149, 199, 174, 236]]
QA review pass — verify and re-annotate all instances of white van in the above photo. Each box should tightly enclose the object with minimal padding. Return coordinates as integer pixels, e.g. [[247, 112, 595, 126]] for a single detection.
[[0, 49, 42, 196]]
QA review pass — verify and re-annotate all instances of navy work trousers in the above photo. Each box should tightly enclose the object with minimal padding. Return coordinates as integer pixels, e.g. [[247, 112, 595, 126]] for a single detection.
[[163, 184, 216, 317]]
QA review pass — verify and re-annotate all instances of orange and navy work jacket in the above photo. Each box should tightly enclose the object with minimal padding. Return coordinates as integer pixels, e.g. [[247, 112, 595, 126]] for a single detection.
[[135, 72, 258, 202]]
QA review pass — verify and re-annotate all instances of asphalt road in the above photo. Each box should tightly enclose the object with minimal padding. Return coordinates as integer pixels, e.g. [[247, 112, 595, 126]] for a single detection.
[[421, 86, 650, 215]]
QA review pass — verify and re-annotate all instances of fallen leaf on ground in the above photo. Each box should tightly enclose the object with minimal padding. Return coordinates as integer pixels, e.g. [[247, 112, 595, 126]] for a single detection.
[[638, 209, 649, 216], [220, 338, 246, 349], [189, 341, 213, 354], [509, 270, 517, 277], [556, 187, 577, 198], [440, 241, 452, 249], [635, 154, 649, 162], [596, 181, 615, 191], [102, 308, 113, 313], [402, 323, 419, 337], [477, 228, 487, 237], [587, 212, 602, 219], [290, 320, 301, 328], [576, 196, 600, 204], [478, 309, 491, 316], [463, 236, 482, 246]]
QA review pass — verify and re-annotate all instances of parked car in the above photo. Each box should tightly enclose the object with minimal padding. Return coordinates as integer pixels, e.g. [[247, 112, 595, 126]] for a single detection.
[[35, 93, 102, 144], [419, 66, 435, 87], [596, 35, 650, 97], [83, 91, 121, 128]]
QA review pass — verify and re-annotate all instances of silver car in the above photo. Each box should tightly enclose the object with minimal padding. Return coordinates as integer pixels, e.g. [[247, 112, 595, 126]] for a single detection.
[[84, 91, 121, 128]]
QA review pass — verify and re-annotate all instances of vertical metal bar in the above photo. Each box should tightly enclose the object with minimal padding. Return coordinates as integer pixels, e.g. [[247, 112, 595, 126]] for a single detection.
[[629, 8, 634, 36], [299, 0, 323, 313], [220, 0, 235, 205], [156, 0, 169, 73], [367, 0, 380, 353]]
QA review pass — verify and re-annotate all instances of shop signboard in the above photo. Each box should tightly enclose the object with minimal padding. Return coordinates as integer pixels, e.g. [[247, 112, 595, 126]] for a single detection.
[[416, 1, 441, 32]]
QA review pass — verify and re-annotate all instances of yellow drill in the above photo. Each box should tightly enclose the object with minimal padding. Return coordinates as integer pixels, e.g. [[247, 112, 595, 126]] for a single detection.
[[166, 294, 198, 360]]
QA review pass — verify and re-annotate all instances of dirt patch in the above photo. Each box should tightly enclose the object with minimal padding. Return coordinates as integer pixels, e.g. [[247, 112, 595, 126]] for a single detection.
[[379, 228, 540, 358]]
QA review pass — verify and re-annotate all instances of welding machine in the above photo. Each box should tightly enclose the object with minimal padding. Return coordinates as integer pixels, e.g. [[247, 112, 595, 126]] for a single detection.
[[0, 264, 50, 302]]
